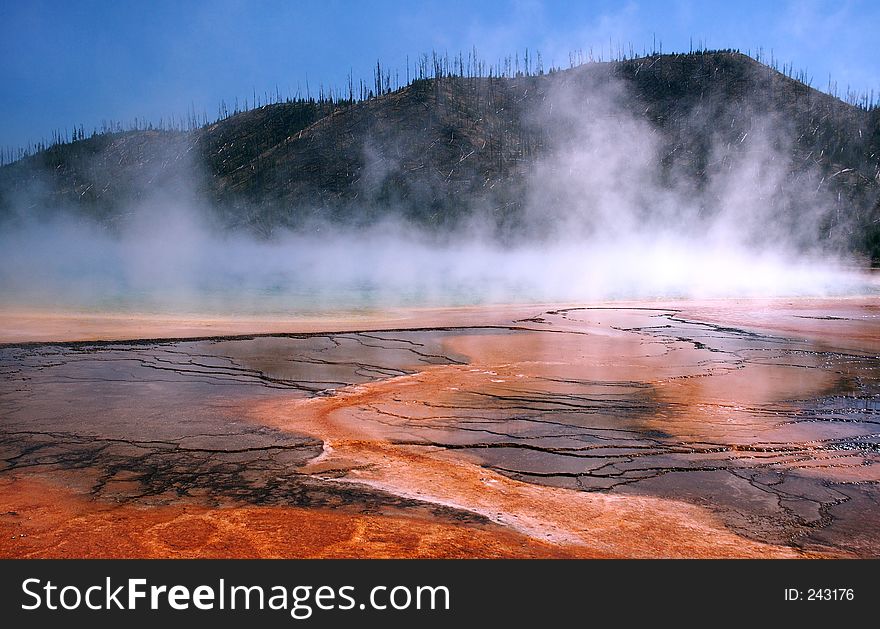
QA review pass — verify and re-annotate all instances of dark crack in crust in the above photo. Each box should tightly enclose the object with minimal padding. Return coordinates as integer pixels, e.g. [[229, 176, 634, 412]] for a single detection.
[[0, 332, 489, 525]]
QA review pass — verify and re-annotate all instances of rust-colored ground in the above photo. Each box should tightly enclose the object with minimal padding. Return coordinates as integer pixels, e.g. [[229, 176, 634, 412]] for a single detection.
[[0, 475, 590, 558], [0, 304, 555, 344], [1, 298, 877, 558]]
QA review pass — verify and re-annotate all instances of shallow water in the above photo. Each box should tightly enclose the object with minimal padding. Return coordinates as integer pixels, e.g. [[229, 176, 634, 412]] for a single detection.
[[3, 222, 879, 317]]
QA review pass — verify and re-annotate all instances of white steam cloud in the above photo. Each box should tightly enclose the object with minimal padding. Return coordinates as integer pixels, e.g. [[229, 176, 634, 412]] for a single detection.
[[0, 67, 875, 316]]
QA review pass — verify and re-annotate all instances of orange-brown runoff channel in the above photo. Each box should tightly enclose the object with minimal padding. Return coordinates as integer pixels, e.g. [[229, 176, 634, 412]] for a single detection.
[[1, 298, 878, 558]]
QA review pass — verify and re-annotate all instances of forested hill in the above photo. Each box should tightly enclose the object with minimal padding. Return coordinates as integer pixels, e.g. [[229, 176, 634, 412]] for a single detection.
[[1, 51, 879, 260]]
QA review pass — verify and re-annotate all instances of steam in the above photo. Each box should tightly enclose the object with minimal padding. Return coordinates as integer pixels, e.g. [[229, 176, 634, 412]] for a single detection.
[[0, 66, 875, 316]]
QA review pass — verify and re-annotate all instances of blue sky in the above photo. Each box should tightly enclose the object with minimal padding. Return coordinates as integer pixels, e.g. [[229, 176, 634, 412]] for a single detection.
[[1, 0, 877, 150]]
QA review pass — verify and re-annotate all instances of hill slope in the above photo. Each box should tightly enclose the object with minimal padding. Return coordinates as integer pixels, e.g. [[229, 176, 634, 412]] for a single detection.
[[2, 52, 879, 259]]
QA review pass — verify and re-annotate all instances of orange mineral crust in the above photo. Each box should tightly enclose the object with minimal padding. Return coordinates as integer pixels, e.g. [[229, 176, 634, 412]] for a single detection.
[[1, 299, 878, 558], [0, 304, 560, 344], [0, 476, 586, 559]]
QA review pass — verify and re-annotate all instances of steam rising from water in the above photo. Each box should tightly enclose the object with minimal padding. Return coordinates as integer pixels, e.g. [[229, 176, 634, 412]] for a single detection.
[[1, 68, 876, 316], [0, 212, 873, 316]]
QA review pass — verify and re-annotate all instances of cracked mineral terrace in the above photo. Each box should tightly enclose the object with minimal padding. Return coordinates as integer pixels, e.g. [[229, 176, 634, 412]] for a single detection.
[[0, 299, 878, 558]]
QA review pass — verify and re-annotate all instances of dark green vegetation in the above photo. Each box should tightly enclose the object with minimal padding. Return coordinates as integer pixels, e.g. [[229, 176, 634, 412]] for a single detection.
[[1, 51, 879, 260]]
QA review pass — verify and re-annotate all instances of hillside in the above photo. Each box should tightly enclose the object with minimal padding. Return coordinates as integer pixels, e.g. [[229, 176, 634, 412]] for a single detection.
[[1, 51, 879, 259]]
